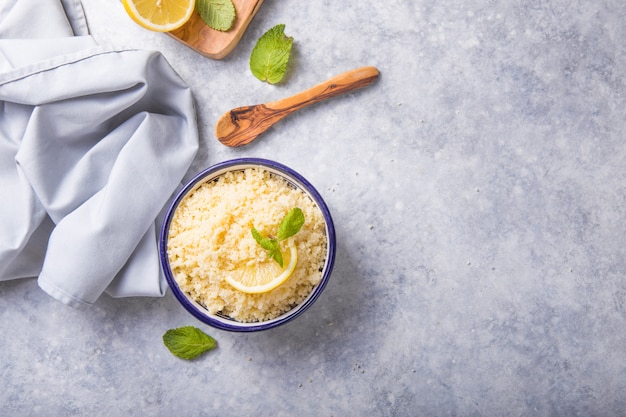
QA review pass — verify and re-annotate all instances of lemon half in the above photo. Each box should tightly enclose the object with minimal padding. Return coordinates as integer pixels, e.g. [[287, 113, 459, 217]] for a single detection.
[[225, 239, 298, 294], [122, 0, 195, 32]]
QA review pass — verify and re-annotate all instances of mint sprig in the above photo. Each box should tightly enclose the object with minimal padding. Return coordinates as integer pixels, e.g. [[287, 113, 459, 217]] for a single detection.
[[249, 24, 294, 84], [252, 207, 304, 267], [251, 226, 283, 266], [163, 326, 217, 360], [196, 0, 236, 32]]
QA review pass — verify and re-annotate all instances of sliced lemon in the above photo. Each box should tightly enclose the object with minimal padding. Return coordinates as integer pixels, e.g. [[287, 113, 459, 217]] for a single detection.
[[225, 239, 298, 294], [122, 0, 195, 32]]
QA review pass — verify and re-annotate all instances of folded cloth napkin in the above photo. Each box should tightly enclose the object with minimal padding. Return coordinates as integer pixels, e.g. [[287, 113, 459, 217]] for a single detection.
[[0, 0, 199, 308]]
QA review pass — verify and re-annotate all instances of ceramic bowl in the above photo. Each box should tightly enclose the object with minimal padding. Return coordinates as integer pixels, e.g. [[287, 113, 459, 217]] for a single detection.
[[159, 158, 336, 332]]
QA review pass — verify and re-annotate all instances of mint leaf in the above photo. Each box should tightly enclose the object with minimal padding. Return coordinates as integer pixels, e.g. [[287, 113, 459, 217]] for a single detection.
[[196, 0, 236, 32], [252, 227, 277, 251], [277, 208, 304, 241], [251, 227, 283, 267], [250, 24, 293, 84], [270, 248, 284, 268], [163, 326, 217, 360], [251, 226, 264, 246]]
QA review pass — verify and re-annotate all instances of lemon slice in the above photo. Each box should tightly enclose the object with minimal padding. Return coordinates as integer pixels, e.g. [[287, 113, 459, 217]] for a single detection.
[[225, 239, 298, 294], [122, 0, 195, 32]]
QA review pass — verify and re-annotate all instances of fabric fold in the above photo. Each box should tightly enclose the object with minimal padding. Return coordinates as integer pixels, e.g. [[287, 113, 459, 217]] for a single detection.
[[0, 0, 199, 308]]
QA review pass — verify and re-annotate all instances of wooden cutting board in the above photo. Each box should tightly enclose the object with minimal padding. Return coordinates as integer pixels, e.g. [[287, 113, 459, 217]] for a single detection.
[[168, 0, 265, 60]]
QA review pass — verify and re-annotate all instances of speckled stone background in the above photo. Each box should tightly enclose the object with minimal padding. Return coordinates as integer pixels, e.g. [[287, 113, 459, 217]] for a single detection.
[[2, 0, 626, 415]]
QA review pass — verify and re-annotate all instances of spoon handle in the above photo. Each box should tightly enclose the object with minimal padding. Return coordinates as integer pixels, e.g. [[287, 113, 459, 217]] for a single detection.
[[265, 66, 380, 116]]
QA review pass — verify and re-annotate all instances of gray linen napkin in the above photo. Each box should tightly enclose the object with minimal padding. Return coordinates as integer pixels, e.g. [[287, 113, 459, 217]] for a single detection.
[[0, 0, 199, 308]]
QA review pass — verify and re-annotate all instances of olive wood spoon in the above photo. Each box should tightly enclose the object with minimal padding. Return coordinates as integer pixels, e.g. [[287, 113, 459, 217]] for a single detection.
[[215, 66, 380, 147]]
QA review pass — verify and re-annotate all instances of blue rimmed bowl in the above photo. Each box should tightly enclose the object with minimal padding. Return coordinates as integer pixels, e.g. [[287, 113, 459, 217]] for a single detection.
[[159, 158, 336, 332]]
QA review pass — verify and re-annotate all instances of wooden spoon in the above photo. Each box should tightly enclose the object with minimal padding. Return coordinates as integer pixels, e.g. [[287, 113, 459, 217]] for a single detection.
[[215, 66, 380, 147]]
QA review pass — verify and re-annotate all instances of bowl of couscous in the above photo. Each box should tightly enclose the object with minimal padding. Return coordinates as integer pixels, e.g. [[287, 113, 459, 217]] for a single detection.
[[159, 158, 336, 332]]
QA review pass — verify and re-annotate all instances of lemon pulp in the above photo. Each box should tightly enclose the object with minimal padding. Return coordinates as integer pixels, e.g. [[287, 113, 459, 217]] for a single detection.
[[225, 239, 298, 294], [122, 0, 195, 32]]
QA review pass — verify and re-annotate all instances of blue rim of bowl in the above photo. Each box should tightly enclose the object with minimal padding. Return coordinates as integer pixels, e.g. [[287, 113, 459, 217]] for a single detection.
[[159, 158, 336, 332]]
